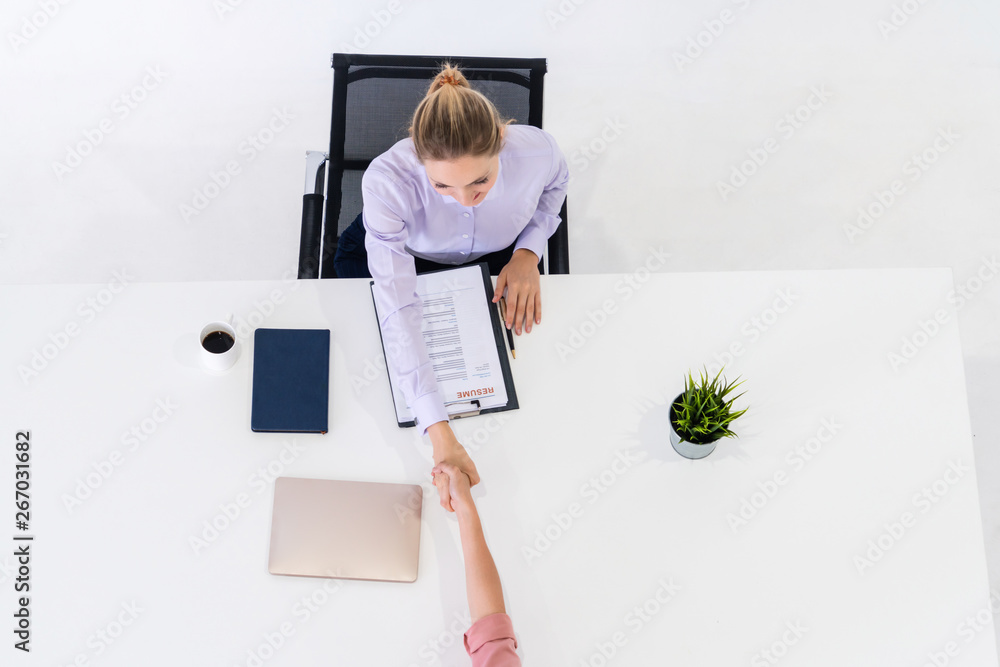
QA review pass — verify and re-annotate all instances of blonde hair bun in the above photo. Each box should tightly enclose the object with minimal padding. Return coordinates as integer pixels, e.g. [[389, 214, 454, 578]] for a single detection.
[[410, 62, 512, 162], [428, 64, 470, 94]]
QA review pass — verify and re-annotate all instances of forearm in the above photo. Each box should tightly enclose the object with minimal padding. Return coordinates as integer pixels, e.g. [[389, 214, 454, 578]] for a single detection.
[[455, 503, 506, 623], [427, 420, 454, 459]]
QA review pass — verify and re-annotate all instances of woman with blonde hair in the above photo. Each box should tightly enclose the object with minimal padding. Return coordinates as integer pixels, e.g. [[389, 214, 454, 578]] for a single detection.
[[334, 63, 568, 512]]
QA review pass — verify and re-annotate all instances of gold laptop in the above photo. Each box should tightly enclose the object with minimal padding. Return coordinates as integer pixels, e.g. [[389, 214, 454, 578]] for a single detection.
[[267, 477, 422, 583]]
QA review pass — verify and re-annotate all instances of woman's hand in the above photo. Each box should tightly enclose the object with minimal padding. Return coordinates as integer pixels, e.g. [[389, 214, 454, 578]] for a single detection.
[[427, 421, 480, 512], [493, 248, 541, 335]]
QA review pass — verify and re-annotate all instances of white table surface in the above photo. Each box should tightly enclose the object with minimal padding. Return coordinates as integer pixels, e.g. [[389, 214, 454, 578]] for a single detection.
[[1, 269, 995, 666]]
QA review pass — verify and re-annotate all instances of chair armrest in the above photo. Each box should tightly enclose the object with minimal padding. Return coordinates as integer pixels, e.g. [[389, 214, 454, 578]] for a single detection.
[[299, 151, 328, 279], [304, 150, 328, 195], [299, 194, 324, 279], [546, 199, 570, 275]]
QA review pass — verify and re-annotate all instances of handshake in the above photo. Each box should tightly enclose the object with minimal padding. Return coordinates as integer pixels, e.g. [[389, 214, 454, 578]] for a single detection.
[[428, 422, 481, 513], [431, 462, 475, 513]]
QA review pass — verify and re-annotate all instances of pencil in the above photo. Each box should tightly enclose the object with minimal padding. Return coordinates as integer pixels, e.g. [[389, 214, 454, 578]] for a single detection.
[[499, 297, 516, 359]]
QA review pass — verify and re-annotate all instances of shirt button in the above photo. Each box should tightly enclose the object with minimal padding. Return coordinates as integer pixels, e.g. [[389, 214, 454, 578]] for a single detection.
[[463, 212, 470, 218], [462, 234, 469, 239]]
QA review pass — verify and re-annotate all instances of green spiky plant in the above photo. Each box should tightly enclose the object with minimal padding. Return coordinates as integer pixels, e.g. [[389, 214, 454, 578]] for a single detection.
[[670, 367, 748, 445]]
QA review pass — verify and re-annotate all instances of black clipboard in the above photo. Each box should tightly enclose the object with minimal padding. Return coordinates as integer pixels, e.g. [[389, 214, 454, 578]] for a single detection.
[[370, 262, 519, 428]]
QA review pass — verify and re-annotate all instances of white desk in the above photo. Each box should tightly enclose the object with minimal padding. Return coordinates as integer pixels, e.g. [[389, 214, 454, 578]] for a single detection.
[[1, 269, 995, 666]]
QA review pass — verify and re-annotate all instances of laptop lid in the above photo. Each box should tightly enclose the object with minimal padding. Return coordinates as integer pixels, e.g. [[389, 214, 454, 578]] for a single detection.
[[267, 477, 422, 583]]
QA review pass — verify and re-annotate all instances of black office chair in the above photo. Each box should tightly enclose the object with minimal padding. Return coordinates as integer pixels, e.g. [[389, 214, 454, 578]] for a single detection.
[[298, 53, 569, 279]]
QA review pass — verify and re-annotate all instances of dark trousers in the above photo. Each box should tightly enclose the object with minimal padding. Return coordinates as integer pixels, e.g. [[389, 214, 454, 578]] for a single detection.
[[332, 213, 518, 278]]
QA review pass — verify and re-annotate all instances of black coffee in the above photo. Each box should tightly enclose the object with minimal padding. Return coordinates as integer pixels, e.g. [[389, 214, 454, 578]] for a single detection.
[[202, 330, 235, 354]]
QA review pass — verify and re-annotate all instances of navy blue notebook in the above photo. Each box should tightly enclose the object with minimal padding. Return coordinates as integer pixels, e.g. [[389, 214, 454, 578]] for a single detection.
[[251, 328, 330, 434]]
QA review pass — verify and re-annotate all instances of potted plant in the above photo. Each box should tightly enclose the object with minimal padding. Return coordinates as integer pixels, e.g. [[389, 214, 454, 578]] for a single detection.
[[669, 367, 748, 460]]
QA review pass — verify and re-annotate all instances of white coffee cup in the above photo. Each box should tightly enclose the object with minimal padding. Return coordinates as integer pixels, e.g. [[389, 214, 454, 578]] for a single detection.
[[199, 318, 239, 372]]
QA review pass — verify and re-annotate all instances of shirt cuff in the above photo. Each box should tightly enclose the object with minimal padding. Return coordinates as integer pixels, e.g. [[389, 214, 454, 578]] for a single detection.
[[513, 222, 548, 262], [412, 389, 449, 436], [464, 613, 518, 654]]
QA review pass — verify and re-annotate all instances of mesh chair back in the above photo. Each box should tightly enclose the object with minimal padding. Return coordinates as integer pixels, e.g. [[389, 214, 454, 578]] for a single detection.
[[321, 55, 546, 278]]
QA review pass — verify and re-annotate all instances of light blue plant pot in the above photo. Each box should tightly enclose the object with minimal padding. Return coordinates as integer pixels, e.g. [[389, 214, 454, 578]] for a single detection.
[[669, 393, 719, 460], [669, 426, 718, 459]]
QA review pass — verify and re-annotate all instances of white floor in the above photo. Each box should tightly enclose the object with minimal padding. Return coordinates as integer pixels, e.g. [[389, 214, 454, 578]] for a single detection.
[[3, 0, 999, 649]]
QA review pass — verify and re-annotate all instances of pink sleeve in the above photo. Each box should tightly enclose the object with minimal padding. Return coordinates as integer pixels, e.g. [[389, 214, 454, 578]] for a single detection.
[[464, 613, 521, 666]]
